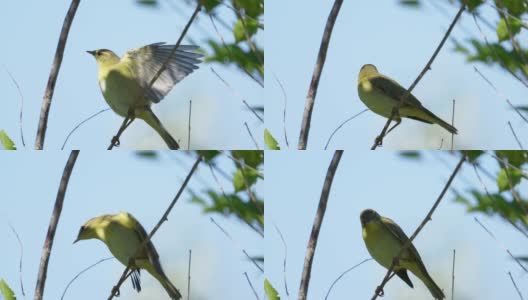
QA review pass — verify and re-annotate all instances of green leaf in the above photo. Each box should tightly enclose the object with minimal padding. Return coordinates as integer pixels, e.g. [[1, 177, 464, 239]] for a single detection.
[[399, 151, 421, 159], [495, 150, 528, 168], [136, 151, 158, 159], [0, 279, 16, 300], [264, 279, 280, 300], [136, 0, 158, 7], [497, 168, 522, 192], [231, 150, 264, 170], [264, 129, 280, 150], [233, 168, 259, 192], [233, 18, 260, 43], [399, 0, 420, 7], [0, 130, 16, 150], [496, 18, 521, 42]]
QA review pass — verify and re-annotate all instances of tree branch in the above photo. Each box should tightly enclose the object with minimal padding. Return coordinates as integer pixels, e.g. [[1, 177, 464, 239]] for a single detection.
[[298, 0, 343, 150], [34, 151, 80, 300], [298, 150, 343, 300], [35, 0, 80, 149]]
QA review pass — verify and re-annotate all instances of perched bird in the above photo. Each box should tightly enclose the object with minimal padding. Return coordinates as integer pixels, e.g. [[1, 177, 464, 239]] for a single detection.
[[75, 211, 181, 299], [360, 209, 445, 299], [87, 42, 202, 149], [357, 64, 457, 135]]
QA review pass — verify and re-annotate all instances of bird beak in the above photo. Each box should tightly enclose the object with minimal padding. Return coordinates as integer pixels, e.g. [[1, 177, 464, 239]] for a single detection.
[[73, 237, 80, 244], [86, 50, 96, 57]]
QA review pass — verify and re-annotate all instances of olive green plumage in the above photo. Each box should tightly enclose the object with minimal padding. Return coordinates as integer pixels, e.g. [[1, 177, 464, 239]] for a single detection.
[[87, 43, 202, 149], [357, 64, 457, 134], [360, 209, 445, 299], [75, 211, 182, 299]]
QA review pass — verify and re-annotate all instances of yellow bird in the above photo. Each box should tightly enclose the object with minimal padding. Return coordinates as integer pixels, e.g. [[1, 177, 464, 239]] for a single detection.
[[75, 211, 182, 299], [360, 209, 445, 299], [357, 64, 457, 135], [87, 43, 202, 149]]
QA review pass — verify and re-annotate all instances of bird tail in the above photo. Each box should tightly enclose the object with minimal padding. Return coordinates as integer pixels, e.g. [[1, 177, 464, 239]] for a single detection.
[[422, 272, 445, 299], [138, 107, 180, 149], [159, 275, 182, 300], [430, 114, 458, 135], [416, 106, 458, 134]]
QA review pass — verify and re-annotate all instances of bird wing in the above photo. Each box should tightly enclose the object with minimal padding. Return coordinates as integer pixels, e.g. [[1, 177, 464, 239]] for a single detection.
[[380, 216, 424, 264], [122, 42, 202, 103], [369, 74, 424, 108]]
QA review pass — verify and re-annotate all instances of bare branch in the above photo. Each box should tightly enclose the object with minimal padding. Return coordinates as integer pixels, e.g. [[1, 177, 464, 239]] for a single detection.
[[244, 272, 260, 300], [61, 108, 110, 150], [324, 109, 369, 150], [507, 121, 524, 150], [298, 0, 344, 149], [474, 217, 528, 273], [325, 258, 372, 300], [508, 271, 524, 300], [298, 150, 344, 300], [35, 150, 80, 300], [210, 217, 263, 273], [35, 0, 80, 149]]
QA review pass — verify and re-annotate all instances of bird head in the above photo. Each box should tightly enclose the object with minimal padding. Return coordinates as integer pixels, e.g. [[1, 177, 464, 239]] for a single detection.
[[360, 209, 381, 227], [358, 64, 378, 82], [87, 49, 120, 68], [74, 216, 107, 243]]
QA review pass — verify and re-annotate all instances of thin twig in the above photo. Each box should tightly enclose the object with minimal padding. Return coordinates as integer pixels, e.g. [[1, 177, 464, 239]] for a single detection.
[[272, 71, 290, 148], [298, 0, 344, 149], [451, 99, 455, 151], [4, 67, 26, 148], [188, 99, 192, 150], [245, 122, 260, 150], [273, 222, 290, 298], [508, 271, 524, 300], [187, 249, 192, 300], [298, 150, 344, 300], [244, 272, 260, 300], [371, 155, 466, 300], [324, 258, 372, 300], [324, 109, 369, 150], [108, 3, 202, 149], [473, 66, 528, 124], [8, 223, 25, 297], [371, 1, 466, 149], [210, 217, 263, 273], [61, 108, 110, 150], [35, 151, 80, 300], [507, 121, 524, 150], [61, 257, 114, 300], [210, 67, 264, 122], [108, 155, 203, 299], [474, 217, 528, 273], [451, 249, 456, 300], [35, 0, 80, 149]]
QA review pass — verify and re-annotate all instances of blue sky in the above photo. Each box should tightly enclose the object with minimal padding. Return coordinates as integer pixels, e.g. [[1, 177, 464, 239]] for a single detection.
[[0, 151, 263, 299], [266, 1, 527, 149], [265, 150, 527, 300], [0, 0, 263, 150]]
